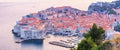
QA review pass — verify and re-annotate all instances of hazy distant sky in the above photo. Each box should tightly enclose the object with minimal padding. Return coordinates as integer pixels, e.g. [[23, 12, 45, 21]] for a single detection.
[[0, 0, 115, 2], [0, 0, 115, 10]]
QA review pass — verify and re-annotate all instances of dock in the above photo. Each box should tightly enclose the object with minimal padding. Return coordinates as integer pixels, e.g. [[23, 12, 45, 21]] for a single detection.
[[49, 41, 74, 48]]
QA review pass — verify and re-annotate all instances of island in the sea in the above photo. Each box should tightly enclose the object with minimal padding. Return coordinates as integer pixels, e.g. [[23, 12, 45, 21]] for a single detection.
[[12, 0, 120, 49]]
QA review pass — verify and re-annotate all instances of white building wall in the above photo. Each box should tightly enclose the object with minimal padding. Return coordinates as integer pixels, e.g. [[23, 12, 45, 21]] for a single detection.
[[32, 30, 42, 39], [19, 26, 43, 40], [20, 29, 27, 39], [32, 30, 37, 39], [20, 29, 32, 39]]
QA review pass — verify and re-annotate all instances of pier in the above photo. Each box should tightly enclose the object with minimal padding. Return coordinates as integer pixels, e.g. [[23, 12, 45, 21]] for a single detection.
[[49, 41, 74, 48]]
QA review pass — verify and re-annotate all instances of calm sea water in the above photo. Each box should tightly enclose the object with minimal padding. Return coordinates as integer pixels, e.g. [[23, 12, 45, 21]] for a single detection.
[[0, 2, 70, 50]]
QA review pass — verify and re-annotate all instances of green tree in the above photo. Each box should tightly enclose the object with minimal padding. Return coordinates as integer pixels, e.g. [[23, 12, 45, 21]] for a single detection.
[[77, 37, 97, 50], [98, 41, 113, 50], [108, 9, 117, 15], [71, 23, 114, 50], [84, 23, 105, 45], [76, 23, 106, 50]]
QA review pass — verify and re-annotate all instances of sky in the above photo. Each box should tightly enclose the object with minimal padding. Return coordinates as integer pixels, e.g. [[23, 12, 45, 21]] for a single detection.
[[0, 0, 115, 10], [0, 0, 115, 2]]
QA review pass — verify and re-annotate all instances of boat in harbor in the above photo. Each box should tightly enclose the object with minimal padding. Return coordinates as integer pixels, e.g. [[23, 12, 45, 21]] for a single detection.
[[60, 40, 70, 43], [15, 41, 22, 43]]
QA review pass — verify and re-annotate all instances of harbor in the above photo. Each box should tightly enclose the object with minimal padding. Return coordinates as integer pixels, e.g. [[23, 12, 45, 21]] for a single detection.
[[14, 33, 83, 48], [47, 34, 83, 48]]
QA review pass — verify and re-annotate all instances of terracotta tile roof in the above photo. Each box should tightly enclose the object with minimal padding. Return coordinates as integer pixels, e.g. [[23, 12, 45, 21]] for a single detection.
[[17, 7, 120, 32]]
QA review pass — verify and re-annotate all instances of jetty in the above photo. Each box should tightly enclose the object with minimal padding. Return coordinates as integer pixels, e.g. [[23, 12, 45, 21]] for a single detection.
[[49, 41, 74, 48]]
